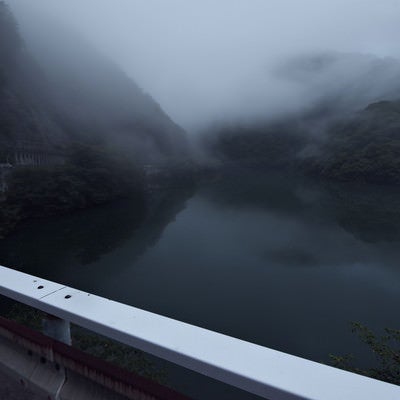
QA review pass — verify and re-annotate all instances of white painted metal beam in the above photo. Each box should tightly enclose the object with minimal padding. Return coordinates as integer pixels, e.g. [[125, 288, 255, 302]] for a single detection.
[[0, 265, 399, 400]]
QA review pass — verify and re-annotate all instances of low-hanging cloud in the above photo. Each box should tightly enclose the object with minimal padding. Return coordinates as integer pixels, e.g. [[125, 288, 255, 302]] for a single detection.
[[8, 0, 400, 132]]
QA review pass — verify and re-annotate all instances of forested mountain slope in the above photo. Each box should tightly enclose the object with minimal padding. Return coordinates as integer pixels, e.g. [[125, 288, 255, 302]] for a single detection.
[[0, 2, 66, 150], [0, 0, 190, 236], [1, 1, 189, 162], [208, 53, 400, 184]]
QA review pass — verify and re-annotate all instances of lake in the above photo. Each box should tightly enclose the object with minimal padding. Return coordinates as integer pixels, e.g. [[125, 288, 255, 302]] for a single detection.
[[1, 165, 400, 399]]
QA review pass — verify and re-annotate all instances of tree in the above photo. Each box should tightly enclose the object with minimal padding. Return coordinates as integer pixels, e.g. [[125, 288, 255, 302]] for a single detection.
[[330, 322, 400, 385]]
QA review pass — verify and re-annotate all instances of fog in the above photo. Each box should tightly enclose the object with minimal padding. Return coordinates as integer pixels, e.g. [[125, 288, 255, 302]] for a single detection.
[[8, 0, 400, 132]]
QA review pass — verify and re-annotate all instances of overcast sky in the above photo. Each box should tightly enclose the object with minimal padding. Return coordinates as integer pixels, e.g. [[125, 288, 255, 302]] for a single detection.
[[9, 0, 400, 131]]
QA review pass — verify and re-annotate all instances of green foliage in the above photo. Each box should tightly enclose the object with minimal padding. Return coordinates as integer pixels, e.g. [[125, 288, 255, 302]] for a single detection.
[[307, 101, 400, 184], [0, 144, 145, 237], [211, 100, 400, 185], [6, 302, 43, 330], [73, 328, 166, 383], [330, 322, 400, 385]]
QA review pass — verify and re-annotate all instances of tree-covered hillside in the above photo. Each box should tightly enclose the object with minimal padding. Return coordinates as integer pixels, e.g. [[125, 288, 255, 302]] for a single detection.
[[0, 1, 192, 236], [0, 1, 66, 149], [1, 1, 189, 161], [207, 121, 307, 169], [206, 50, 400, 184], [304, 100, 400, 184], [209, 98, 400, 184]]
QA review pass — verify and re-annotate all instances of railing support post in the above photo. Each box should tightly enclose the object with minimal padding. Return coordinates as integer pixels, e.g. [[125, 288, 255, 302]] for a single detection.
[[42, 313, 71, 345]]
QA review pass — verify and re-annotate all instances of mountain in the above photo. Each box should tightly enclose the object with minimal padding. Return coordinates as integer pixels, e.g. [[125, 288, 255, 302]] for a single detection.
[[1, 1, 189, 162], [207, 52, 400, 184], [275, 52, 400, 120], [0, 2, 67, 151], [19, 21, 189, 162], [304, 100, 400, 183], [209, 98, 400, 184], [0, 1, 192, 236]]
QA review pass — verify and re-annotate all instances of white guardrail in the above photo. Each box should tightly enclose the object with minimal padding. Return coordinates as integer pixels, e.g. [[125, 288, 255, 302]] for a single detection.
[[0, 265, 399, 400]]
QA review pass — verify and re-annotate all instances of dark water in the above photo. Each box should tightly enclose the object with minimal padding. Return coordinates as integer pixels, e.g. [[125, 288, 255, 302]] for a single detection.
[[1, 166, 400, 399]]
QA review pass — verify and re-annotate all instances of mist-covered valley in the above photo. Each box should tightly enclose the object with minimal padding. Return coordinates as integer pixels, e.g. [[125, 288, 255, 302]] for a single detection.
[[2, 0, 400, 193], [1, 1, 400, 399], [0, 0, 195, 236]]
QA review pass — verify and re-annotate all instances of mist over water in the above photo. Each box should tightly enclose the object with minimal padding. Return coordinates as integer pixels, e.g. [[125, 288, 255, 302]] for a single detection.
[[2, 1, 400, 398], [8, 0, 400, 131]]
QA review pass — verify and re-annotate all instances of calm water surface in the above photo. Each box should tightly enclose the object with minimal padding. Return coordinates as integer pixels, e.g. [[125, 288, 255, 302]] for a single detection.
[[1, 166, 400, 398]]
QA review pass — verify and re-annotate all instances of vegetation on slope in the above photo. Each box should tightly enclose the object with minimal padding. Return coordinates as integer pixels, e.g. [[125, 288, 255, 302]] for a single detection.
[[207, 122, 307, 169], [210, 99, 400, 184], [0, 1, 194, 237], [0, 145, 145, 237], [304, 101, 400, 184]]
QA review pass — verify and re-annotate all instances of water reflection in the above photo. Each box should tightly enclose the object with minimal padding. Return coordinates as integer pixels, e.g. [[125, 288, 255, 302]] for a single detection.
[[0, 185, 196, 287], [325, 182, 400, 243], [0, 166, 399, 399], [204, 166, 400, 246]]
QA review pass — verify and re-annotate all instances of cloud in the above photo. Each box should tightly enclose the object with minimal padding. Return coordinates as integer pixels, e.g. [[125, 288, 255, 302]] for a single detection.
[[8, 0, 400, 131]]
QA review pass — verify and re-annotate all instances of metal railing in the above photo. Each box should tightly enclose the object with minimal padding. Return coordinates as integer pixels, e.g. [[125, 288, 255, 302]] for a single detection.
[[0, 315, 189, 400], [0, 265, 399, 400]]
